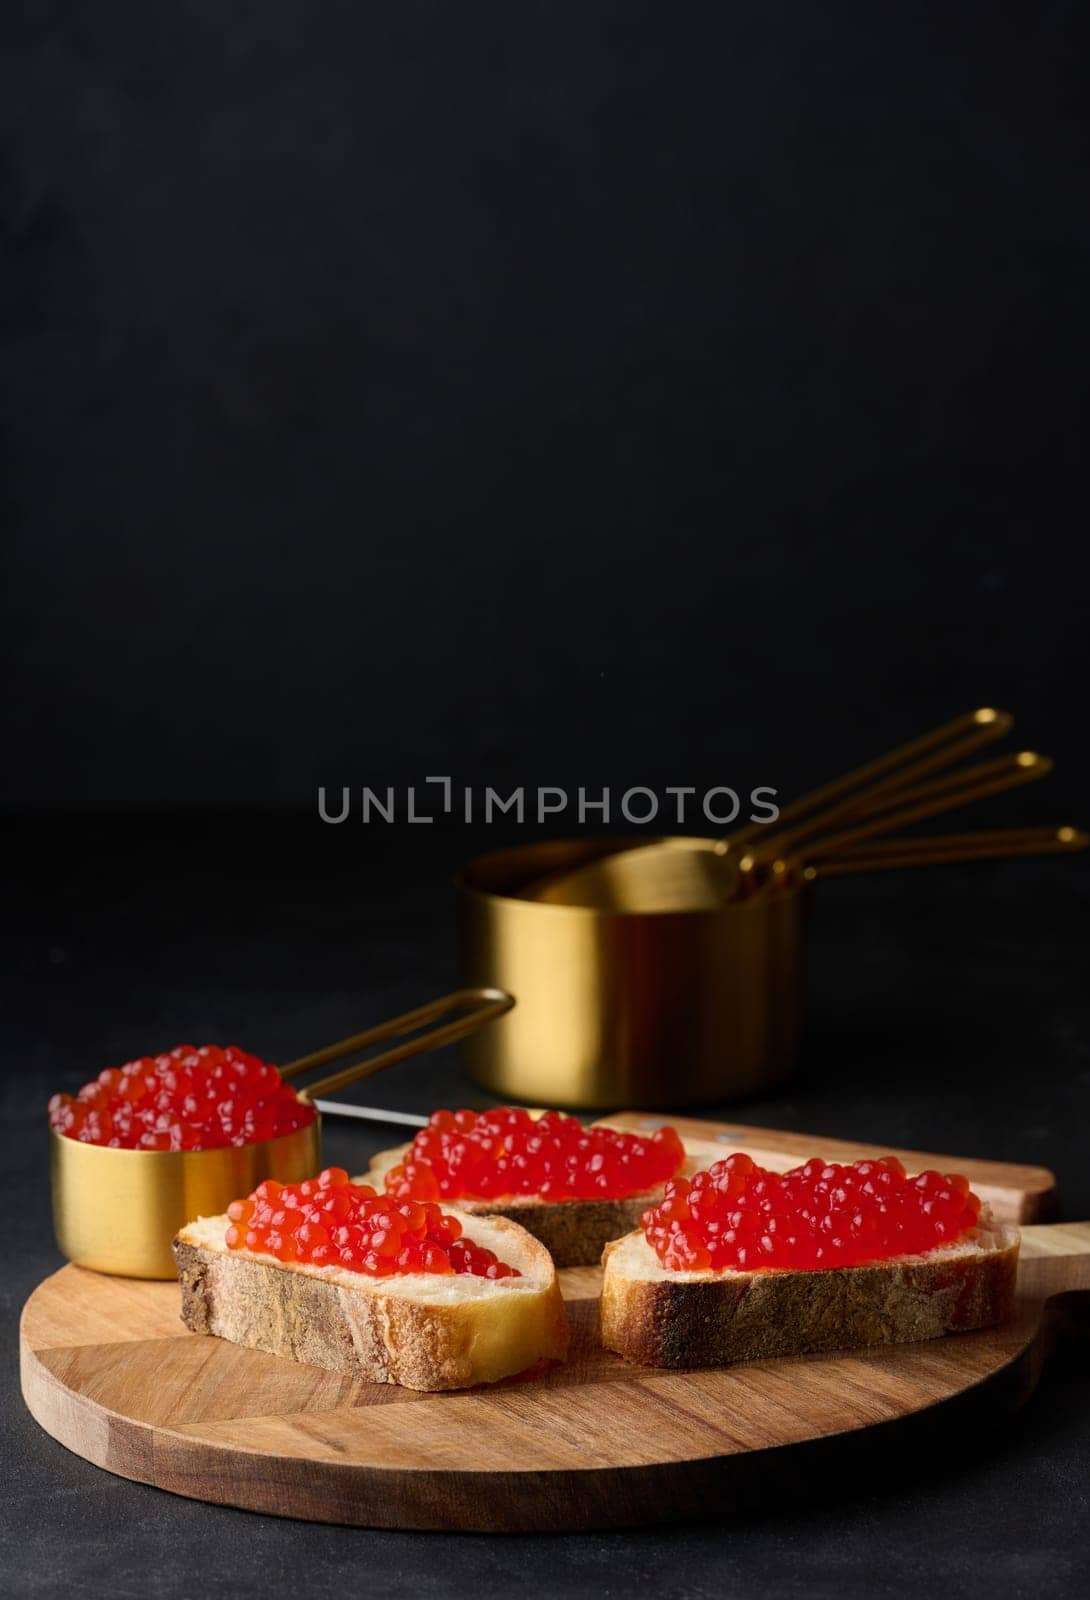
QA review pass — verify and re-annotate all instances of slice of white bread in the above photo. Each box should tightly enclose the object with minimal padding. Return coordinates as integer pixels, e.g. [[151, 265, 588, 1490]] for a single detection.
[[359, 1141, 700, 1269], [173, 1209, 570, 1391], [599, 1214, 1020, 1368]]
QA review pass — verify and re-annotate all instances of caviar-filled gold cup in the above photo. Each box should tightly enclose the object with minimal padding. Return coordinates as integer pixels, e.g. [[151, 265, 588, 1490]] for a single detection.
[[50, 988, 513, 1279]]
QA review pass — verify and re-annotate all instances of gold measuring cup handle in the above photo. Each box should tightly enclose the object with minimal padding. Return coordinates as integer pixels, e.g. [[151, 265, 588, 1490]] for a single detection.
[[793, 824, 1087, 881], [724, 707, 1013, 855], [280, 987, 515, 1103], [757, 750, 1053, 865], [521, 709, 1022, 909]]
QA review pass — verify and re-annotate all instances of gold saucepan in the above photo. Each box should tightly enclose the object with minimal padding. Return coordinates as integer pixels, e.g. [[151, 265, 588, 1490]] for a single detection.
[[50, 987, 512, 1279], [457, 827, 1084, 1110]]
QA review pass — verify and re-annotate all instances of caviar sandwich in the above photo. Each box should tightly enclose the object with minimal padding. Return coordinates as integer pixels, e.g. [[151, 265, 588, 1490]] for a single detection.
[[362, 1106, 690, 1267], [600, 1153, 1019, 1367], [173, 1166, 570, 1391]]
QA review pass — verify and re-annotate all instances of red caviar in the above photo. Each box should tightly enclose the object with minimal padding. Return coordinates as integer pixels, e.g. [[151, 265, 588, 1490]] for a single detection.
[[47, 1044, 315, 1152], [641, 1154, 983, 1274], [225, 1167, 520, 1279], [384, 1107, 686, 1203]]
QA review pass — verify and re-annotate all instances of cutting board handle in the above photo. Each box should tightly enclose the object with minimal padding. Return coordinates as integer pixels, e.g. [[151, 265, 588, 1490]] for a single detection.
[[1018, 1223, 1090, 1300]]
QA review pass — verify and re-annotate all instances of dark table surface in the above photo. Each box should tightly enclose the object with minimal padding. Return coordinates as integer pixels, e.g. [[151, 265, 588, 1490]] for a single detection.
[[4, 815, 1089, 1600]]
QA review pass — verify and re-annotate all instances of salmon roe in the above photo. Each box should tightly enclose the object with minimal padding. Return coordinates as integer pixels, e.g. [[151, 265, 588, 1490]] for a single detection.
[[642, 1154, 984, 1273], [226, 1167, 520, 1279], [47, 1044, 315, 1151], [383, 1107, 686, 1202]]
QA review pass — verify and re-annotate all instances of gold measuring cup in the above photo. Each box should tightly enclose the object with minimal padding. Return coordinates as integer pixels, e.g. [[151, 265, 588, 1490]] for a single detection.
[[460, 837, 807, 1109], [50, 987, 512, 1278], [458, 753, 1083, 1110]]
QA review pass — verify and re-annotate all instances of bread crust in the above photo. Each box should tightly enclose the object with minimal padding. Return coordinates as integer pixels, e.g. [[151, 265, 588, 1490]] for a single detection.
[[359, 1142, 684, 1269], [441, 1194, 657, 1270], [174, 1211, 569, 1392], [599, 1223, 1020, 1368]]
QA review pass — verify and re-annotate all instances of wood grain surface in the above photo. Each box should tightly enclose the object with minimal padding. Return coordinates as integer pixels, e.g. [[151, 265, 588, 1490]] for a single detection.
[[19, 1118, 1081, 1531]]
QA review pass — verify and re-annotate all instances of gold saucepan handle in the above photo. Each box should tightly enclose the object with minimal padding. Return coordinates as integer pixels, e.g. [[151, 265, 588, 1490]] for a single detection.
[[723, 706, 1013, 854], [797, 824, 1087, 881], [745, 749, 1053, 870], [279, 987, 515, 1102], [522, 708, 1027, 909]]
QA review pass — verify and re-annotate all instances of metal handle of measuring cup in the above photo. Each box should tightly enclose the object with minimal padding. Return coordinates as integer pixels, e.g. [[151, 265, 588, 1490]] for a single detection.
[[279, 988, 515, 1114]]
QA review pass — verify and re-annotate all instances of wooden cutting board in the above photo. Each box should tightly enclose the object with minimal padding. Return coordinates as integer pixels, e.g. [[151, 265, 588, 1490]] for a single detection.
[[20, 1117, 1083, 1532]]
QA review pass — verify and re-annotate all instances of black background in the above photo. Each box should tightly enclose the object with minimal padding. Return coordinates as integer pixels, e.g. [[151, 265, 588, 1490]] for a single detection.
[[3, 4, 1089, 1598], [3, 0, 1089, 812]]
